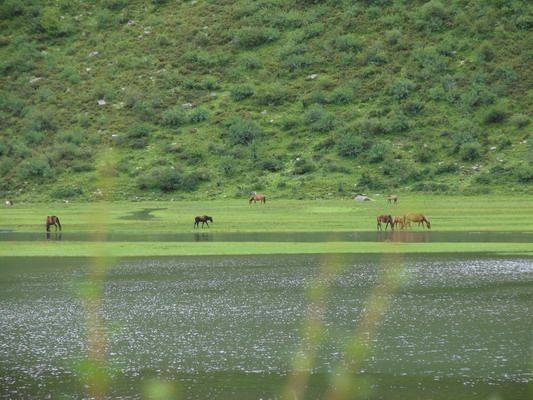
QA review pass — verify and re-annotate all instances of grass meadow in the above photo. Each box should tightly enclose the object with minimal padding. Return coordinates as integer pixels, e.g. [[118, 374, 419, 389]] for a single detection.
[[1, 195, 532, 256]]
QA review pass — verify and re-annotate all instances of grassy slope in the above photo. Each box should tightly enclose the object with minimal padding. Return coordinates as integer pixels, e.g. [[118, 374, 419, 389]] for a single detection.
[[0, 0, 532, 202], [0, 196, 532, 256]]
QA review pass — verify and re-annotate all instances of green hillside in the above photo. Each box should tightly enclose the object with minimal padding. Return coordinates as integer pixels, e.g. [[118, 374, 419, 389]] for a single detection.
[[0, 0, 531, 201]]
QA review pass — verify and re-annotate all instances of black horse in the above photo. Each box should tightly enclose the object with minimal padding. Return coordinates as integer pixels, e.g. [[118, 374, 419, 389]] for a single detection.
[[194, 215, 213, 228]]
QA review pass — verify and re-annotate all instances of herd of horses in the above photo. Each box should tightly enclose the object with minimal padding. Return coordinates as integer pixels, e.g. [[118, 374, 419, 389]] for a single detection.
[[377, 213, 431, 231], [29, 193, 431, 232]]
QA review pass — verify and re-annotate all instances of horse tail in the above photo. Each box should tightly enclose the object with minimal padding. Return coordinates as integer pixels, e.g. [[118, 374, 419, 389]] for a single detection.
[[263, 196, 266, 203], [56, 216, 62, 231]]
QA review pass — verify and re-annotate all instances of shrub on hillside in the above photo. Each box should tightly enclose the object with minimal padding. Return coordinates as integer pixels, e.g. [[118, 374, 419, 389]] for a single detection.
[[58, 129, 84, 144], [260, 158, 283, 172], [189, 107, 210, 123], [126, 123, 152, 139], [484, 108, 508, 123], [293, 158, 315, 175], [302, 105, 336, 132], [228, 119, 261, 145], [24, 131, 44, 146], [509, 113, 530, 128], [230, 84, 255, 101], [21, 155, 55, 179], [414, 0, 452, 32], [514, 166, 533, 183], [284, 54, 312, 71], [459, 142, 482, 161], [162, 109, 186, 126], [25, 108, 57, 132], [232, 27, 280, 48], [388, 78, 414, 101], [137, 168, 206, 192], [335, 34, 364, 52], [0, 0, 23, 18], [219, 156, 238, 176], [329, 86, 355, 104], [367, 142, 392, 163], [336, 133, 365, 158]]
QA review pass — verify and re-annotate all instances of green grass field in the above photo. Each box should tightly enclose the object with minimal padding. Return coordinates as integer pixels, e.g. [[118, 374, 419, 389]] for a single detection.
[[1, 195, 532, 257]]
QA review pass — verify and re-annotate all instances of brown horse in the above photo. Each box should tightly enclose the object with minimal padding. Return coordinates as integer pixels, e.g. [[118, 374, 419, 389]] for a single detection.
[[404, 213, 431, 229], [377, 215, 394, 231], [46, 216, 61, 232], [249, 194, 266, 204], [194, 215, 213, 228], [393, 216, 404, 230], [387, 196, 397, 204]]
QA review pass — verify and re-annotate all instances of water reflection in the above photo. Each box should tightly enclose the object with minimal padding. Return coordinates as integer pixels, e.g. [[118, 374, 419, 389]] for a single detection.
[[194, 233, 213, 242], [377, 230, 430, 243], [46, 233, 62, 241]]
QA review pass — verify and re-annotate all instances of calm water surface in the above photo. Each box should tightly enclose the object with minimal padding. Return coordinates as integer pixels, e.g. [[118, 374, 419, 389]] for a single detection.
[[0, 253, 531, 399], [2, 230, 533, 243]]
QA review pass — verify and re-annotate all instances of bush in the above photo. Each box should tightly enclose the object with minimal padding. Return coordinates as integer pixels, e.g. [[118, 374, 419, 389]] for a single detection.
[[21, 155, 55, 179], [58, 129, 84, 144], [260, 158, 283, 172], [232, 27, 280, 48], [302, 105, 335, 132], [293, 158, 315, 175], [284, 54, 312, 71], [484, 108, 508, 123], [0, 0, 24, 18], [228, 119, 261, 145], [25, 108, 57, 132], [137, 168, 206, 192], [162, 109, 186, 126], [367, 142, 392, 163], [388, 78, 414, 101], [336, 134, 365, 158], [52, 187, 83, 198], [126, 123, 152, 139], [509, 113, 530, 128], [230, 84, 255, 101], [459, 142, 482, 161], [189, 107, 210, 123], [335, 34, 363, 52], [301, 91, 328, 107], [414, 0, 452, 32], [515, 166, 533, 183], [255, 85, 289, 106], [329, 86, 355, 104], [494, 63, 517, 82], [241, 54, 261, 69], [199, 76, 219, 90], [25, 131, 45, 146], [219, 156, 238, 175]]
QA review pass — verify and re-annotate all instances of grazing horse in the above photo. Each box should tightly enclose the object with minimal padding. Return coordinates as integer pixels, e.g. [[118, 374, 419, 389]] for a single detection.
[[404, 213, 431, 229], [393, 216, 404, 230], [387, 196, 397, 204], [194, 215, 213, 228], [46, 216, 61, 232], [249, 194, 266, 204], [377, 215, 394, 231]]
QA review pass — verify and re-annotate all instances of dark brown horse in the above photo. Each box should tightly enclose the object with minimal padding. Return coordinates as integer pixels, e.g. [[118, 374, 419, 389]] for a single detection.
[[393, 216, 404, 230], [404, 213, 431, 229], [387, 196, 397, 204], [249, 194, 266, 204], [46, 216, 61, 232], [377, 215, 394, 231], [194, 215, 213, 228]]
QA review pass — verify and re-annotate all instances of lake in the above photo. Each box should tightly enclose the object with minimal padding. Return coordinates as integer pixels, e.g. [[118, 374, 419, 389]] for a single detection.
[[0, 253, 531, 399]]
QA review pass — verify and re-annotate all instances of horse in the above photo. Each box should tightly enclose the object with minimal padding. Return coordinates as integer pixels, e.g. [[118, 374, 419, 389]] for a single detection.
[[194, 215, 213, 228], [249, 194, 266, 204], [404, 213, 431, 229], [5, 200, 13, 206], [393, 216, 404, 230], [387, 196, 397, 204], [377, 215, 394, 231], [46, 216, 61, 232]]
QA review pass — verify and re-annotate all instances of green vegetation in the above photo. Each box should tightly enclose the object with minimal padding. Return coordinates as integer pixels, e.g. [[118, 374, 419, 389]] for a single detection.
[[0, 0, 531, 202], [0, 196, 532, 256]]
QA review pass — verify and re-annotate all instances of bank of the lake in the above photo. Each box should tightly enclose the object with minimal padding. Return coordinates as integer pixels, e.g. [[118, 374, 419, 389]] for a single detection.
[[0, 196, 532, 256]]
